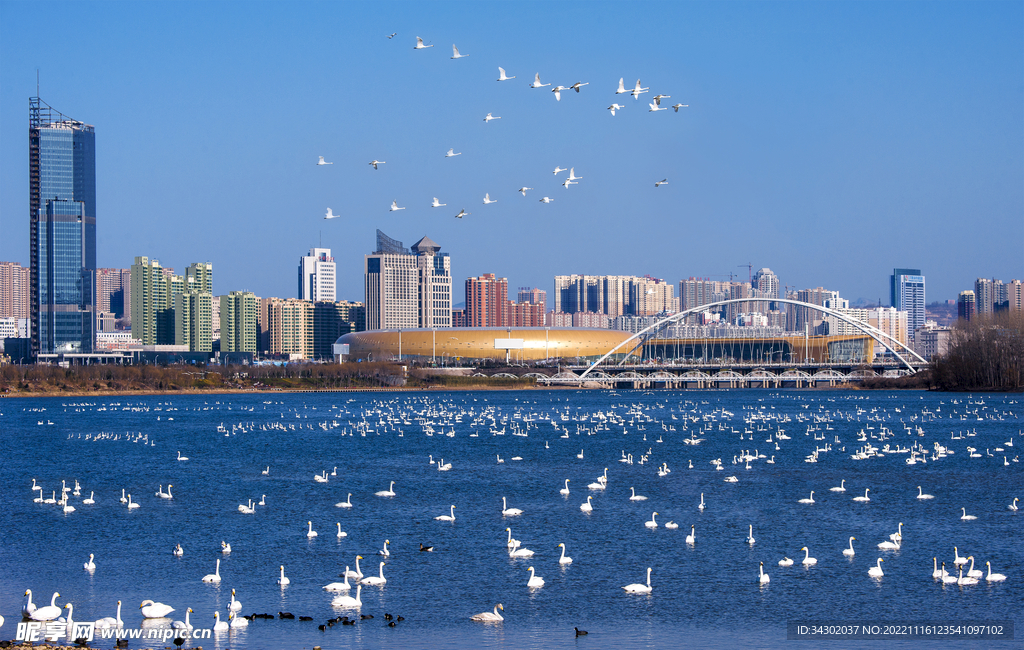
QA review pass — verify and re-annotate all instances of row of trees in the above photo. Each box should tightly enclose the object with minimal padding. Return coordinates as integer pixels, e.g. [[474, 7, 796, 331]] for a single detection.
[[931, 312, 1024, 391]]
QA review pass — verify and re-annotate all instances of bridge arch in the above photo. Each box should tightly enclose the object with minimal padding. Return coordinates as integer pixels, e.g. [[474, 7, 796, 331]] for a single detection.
[[579, 298, 926, 379]]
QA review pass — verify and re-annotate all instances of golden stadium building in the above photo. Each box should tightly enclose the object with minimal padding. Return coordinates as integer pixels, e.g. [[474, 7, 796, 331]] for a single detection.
[[337, 327, 638, 363]]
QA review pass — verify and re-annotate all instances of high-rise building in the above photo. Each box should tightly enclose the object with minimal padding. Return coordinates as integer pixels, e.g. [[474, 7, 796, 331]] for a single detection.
[[466, 273, 508, 327], [364, 230, 451, 330], [508, 301, 546, 327], [30, 98, 96, 355], [313, 300, 365, 360], [517, 287, 547, 311], [974, 278, 994, 315], [869, 307, 909, 348], [630, 276, 678, 316], [957, 290, 976, 321], [555, 275, 676, 318], [752, 268, 780, 301], [791, 287, 841, 333], [130, 257, 169, 345], [95, 268, 130, 321], [679, 278, 717, 311], [891, 269, 925, 339], [221, 291, 259, 353], [0, 262, 31, 320], [298, 248, 336, 302], [1007, 280, 1023, 313], [174, 291, 213, 352], [264, 297, 313, 358]]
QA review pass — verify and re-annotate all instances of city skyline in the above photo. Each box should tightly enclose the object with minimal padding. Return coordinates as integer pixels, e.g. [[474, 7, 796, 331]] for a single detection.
[[1, 2, 1021, 308]]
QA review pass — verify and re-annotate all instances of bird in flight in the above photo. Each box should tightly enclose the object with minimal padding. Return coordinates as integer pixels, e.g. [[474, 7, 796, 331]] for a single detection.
[[562, 179, 577, 189], [570, 81, 589, 93], [484, 113, 501, 122], [672, 103, 689, 112], [568, 168, 583, 182], [317, 156, 333, 165], [539, 197, 554, 203], [531, 73, 550, 89], [445, 148, 461, 158], [390, 200, 406, 212], [455, 209, 469, 219], [652, 94, 671, 106], [497, 67, 515, 81], [649, 101, 667, 112], [655, 179, 668, 187], [553, 166, 567, 175], [388, 33, 397, 39], [607, 103, 624, 116], [551, 85, 570, 101], [483, 193, 497, 204], [414, 37, 433, 49], [615, 78, 630, 95], [518, 187, 533, 196], [631, 79, 649, 99], [451, 44, 468, 59], [431, 197, 446, 208], [369, 160, 385, 169], [324, 208, 341, 219]]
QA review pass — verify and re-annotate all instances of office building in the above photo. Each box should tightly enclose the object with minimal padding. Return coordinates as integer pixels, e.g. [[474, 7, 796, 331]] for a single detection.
[[30, 98, 96, 355], [957, 290, 976, 321], [312, 300, 365, 360], [466, 273, 508, 327], [891, 269, 925, 340], [220, 291, 259, 353], [365, 230, 451, 330], [95, 268, 131, 322], [0, 262, 31, 321], [299, 248, 336, 302]]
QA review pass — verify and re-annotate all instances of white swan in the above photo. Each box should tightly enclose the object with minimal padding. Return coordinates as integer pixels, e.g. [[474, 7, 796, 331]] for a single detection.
[[375, 481, 396, 497], [877, 539, 900, 550], [830, 479, 846, 492], [852, 488, 871, 502], [379, 539, 390, 557], [22, 589, 36, 618], [526, 566, 545, 588], [258, 495, 266, 506], [629, 487, 648, 501], [202, 558, 222, 583], [140, 599, 174, 618], [1010, 498, 1019, 511], [173, 608, 194, 630], [941, 563, 958, 584], [324, 571, 351, 591], [471, 603, 503, 621], [506, 527, 520, 549], [889, 522, 904, 543], [277, 565, 290, 585], [932, 557, 947, 578], [332, 584, 362, 607], [665, 521, 679, 529], [501, 497, 523, 516], [759, 562, 770, 584], [120, 489, 127, 503], [558, 543, 573, 565], [229, 589, 242, 612], [966, 557, 983, 578], [157, 484, 173, 499], [30, 592, 62, 621], [509, 545, 535, 558], [336, 523, 347, 538], [580, 496, 593, 512], [63, 602, 75, 631], [560, 479, 570, 496], [127, 493, 140, 509], [868, 558, 884, 578], [436, 505, 456, 521], [343, 556, 364, 579], [213, 611, 229, 631], [94, 600, 123, 628], [84, 553, 96, 571], [843, 537, 856, 557], [746, 524, 755, 545], [262, 466, 269, 475], [798, 491, 815, 504], [645, 512, 658, 529], [361, 562, 387, 586], [307, 521, 318, 538], [686, 525, 696, 544], [221, 541, 232, 554], [779, 557, 794, 567], [336, 493, 353, 508], [172, 543, 184, 556], [801, 546, 817, 566], [699, 493, 706, 511], [985, 561, 1007, 582], [953, 547, 968, 566], [960, 507, 977, 520], [916, 486, 934, 499], [83, 491, 95, 504], [957, 566, 978, 586], [623, 568, 653, 593]]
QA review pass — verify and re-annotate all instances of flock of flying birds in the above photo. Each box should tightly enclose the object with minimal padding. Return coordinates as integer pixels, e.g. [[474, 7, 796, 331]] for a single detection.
[[321, 34, 683, 221]]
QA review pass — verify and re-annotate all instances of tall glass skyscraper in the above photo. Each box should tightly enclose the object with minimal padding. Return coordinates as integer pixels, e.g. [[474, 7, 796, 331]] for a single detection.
[[30, 97, 96, 355], [891, 268, 925, 341]]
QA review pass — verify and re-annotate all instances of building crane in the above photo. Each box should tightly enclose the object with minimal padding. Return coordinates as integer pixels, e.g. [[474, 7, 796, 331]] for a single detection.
[[739, 263, 753, 284]]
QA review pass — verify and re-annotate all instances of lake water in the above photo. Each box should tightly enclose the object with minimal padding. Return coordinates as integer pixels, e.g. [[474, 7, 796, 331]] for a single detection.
[[0, 389, 1021, 649]]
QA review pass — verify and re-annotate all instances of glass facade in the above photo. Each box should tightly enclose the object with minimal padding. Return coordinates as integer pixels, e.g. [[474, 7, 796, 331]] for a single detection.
[[30, 98, 96, 355]]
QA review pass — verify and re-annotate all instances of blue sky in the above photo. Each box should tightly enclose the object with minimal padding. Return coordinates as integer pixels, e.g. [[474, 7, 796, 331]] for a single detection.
[[1, 1, 1021, 306]]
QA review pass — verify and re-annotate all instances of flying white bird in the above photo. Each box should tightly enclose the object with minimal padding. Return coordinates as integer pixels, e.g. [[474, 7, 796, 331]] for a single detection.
[[616, 78, 629, 95], [414, 37, 433, 49], [451, 44, 468, 59], [454, 209, 469, 219], [369, 160, 385, 169], [445, 148, 461, 157], [652, 94, 671, 105], [672, 103, 688, 112], [484, 113, 501, 122], [570, 81, 589, 93], [388, 32, 397, 39], [531, 73, 550, 89], [649, 101, 667, 112], [553, 166, 567, 175], [655, 179, 668, 187], [552, 85, 569, 101], [539, 197, 554, 203], [608, 103, 624, 116], [568, 168, 583, 182], [324, 208, 341, 219], [631, 79, 649, 99], [483, 193, 497, 204], [497, 67, 515, 81], [518, 187, 533, 196], [389, 200, 405, 212], [317, 156, 333, 166], [431, 197, 446, 208], [562, 179, 577, 189]]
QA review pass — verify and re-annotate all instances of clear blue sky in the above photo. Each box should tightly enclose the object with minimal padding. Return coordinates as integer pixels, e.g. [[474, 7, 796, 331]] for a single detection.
[[1, 1, 1021, 306]]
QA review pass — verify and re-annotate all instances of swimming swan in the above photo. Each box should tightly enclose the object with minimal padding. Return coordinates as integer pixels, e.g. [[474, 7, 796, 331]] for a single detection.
[[471, 603, 504, 621], [852, 488, 871, 502], [332, 584, 362, 608], [436, 505, 456, 521], [139, 599, 174, 618], [629, 487, 648, 501], [202, 559, 222, 583], [645, 512, 658, 529], [229, 590, 242, 612], [84, 553, 96, 571], [868, 558, 884, 578], [213, 611, 229, 631], [985, 562, 1006, 582], [560, 479, 570, 496], [801, 547, 817, 566], [916, 486, 934, 499], [558, 543, 573, 565], [277, 565, 290, 585], [501, 497, 522, 516], [759, 562, 770, 584], [798, 491, 815, 504], [30, 592, 62, 621], [526, 566, 545, 588], [94, 600, 123, 628], [580, 496, 593, 512], [830, 479, 846, 492], [375, 481, 396, 497], [843, 537, 856, 557], [623, 568, 653, 593], [336, 493, 353, 508]]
